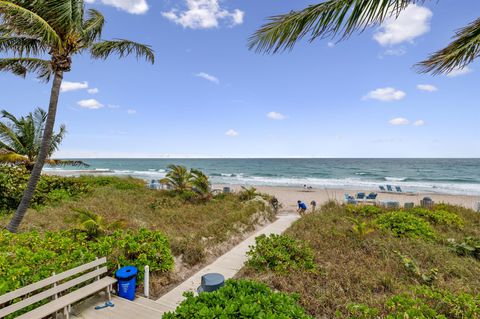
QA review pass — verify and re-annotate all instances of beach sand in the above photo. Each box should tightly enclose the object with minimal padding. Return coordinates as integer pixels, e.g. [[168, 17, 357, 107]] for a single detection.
[[215, 184, 480, 212]]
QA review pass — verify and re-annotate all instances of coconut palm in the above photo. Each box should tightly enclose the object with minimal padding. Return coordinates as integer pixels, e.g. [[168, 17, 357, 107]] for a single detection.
[[249, 0, 480, 74], [160, 165, 193, 192], [0, 108, 86, 171], [0, 0, 154, 233]]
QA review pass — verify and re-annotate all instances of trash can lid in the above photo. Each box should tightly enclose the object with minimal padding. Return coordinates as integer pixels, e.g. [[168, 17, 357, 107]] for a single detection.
[[116, 266, 138, 279], [197, 273, 225, 293]]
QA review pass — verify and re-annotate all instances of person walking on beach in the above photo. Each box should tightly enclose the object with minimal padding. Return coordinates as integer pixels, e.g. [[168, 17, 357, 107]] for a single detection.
[[297, 200, 307, 216]]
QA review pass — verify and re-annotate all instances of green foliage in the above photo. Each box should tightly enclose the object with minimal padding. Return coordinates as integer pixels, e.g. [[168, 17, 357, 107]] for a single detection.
[[409, 207, 464, 227], [346, 286, 480, 319], [163, 279, 313, 319], [0, 229, 174, 296], [449, 237, 480, 260], [347, 217, 375, 237], [0, 165, 91, 213], [160, 165, 212, 201], [246, 234, 315, 273], [346, 205, 383, 217], [239, 186, 258, 201], [376, 211, 436, 241], [394, 251, 438, 285]]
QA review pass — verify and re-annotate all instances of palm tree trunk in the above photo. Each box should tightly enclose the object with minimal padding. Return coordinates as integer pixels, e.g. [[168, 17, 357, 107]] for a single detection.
[[6, 70, 64, 233]]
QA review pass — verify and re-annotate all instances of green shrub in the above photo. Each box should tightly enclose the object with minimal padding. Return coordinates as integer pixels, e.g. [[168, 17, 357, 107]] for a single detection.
[[163, 279, 313, 319], [449, 236, 480, 260], [345, 286, 480, 318], [376, 211, 436, 240], [0, 165, 92, 213], [246, 234, 315, 273], [346, 205, 383, 217], [0, 229, 174, 296], [409, 207, 464, 227]]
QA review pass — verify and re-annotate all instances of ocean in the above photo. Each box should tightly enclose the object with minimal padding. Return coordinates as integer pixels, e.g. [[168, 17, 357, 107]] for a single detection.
[[44, 158, 480, 195]]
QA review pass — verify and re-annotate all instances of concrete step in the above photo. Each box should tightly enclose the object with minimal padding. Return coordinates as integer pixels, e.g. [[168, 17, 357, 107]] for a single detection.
[[132, 296, 172, 314]]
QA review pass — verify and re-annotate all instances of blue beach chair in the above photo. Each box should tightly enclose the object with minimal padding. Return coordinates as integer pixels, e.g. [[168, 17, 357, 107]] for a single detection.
[[366, 193, 378, 200], [344, 193, 357, 205], [356, 192, 366, 200], [379, 186, 386, 192], [395, 186, 403, 193], [386, 185, 394, 192]]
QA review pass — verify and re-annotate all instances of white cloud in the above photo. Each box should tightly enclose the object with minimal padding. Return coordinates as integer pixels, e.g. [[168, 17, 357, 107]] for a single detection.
[[383, 47, 406, 56], [389, 117, 410, 126], [127, 109, 137, 114], [196, 72, 219, 84], [225, 129, 239, 137], [327, 42, 335, 48], [447, 66, 472, 77], [363, 87, 406, 102], [85, 0, 148, 14], [413, 120, 425, 126], [374, 4, 432, 46], [77, 99, 104, 109], [162, 0, 244, 29], [61, 81, 88, 92], [267, 111, 287, 120], [107, 104, 120, 109], [88, 88, 99, 94], [417, 84, 438, 92]]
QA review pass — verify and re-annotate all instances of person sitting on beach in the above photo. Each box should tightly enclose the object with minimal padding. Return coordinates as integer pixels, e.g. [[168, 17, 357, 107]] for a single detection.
[[310, 200, 317, 212], [297, 200, 307, 216]]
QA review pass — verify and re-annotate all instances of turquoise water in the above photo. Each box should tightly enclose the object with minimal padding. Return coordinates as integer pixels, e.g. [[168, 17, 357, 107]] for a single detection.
[[45, 158, 480, 195]]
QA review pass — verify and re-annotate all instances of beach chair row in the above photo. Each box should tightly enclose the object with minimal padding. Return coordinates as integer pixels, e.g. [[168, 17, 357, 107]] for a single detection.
[[379, 185, 403, 193]]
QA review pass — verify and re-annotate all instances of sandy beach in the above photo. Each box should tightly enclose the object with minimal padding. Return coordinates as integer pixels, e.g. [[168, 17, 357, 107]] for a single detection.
[[215, 184, 480, 211]]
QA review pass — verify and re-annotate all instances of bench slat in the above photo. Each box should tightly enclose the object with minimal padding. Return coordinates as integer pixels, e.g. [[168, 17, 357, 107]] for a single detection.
[[15, 276, 117, 319], [0, 267, 108, 317], [0, 257, 107, 305]]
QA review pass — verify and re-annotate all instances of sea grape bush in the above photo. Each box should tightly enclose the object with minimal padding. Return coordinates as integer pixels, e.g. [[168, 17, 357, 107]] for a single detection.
[[0, 165, 91, 213], [0, 229, 174, 295], [246, 234, 315, 273], [376, 211, 436, 240], [409, 207, 464, 228], [345, 286, 480, 318], [346, 205, 383, 217], [163, 279, 314, 319]]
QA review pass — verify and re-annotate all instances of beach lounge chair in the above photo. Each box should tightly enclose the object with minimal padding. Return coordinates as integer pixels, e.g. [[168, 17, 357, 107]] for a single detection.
[[386, 185, 394, 192], [356, 192, 365, 200], [395, 186, 403, 193], [344, 193, 357, 205], [379, 186, 386, 192], [366, 193, 377, 200]]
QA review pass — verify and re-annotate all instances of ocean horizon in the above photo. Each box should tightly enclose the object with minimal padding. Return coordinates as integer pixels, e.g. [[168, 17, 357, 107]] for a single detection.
[[45, 158, 480, 196]]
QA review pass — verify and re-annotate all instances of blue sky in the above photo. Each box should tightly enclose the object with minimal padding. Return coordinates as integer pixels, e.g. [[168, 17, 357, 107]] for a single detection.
[[1, 0, 480, 158]]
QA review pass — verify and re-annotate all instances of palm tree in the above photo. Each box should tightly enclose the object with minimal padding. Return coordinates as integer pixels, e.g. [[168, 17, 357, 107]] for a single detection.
[[249, 0, 480, 74], [191, 168, 211, 198], [0, 0, 154, 233], [0, 108, 86, 171], [160, 165, 193, 191]]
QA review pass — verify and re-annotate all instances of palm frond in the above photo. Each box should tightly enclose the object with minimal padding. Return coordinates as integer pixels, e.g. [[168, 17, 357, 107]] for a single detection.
[[0, 57, 52, 82], [249, 0, 420, 53], [418, 17, 480, 75], [0, 36, 49, 56], [0, 151, 29, 165], [0, 1, 62, 49], [90, 39, 155, 64], [81, 9, 105, 44], [38, 0, 84, 36]]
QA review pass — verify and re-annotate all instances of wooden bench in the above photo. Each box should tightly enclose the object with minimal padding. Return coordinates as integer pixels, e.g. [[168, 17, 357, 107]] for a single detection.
[[0, 257, 117, 319]]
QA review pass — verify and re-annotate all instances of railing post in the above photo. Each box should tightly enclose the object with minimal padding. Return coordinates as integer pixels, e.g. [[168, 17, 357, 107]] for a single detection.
[[144, 265, 150, 298]]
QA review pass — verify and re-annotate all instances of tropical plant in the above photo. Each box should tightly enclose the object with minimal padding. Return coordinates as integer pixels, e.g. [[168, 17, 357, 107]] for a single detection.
[[163, 279, 314, 319], [0, 0, 154, 233], [375, 211, 436, 240], [160, 165, 193, 191], [190, 168, 211, 198], [0, 108, 86, 171], [347, 216, 375, 237], [239, 186, 258, 201], [249, 0, 480, 75]]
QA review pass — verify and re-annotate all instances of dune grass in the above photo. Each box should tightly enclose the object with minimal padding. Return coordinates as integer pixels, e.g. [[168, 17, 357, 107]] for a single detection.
[[238, 201, 480, 318], [0, 175, 275, 267]]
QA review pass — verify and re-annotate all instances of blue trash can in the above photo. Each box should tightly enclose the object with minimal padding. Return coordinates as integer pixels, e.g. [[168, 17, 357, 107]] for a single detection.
[[115, 266, 138, 301]]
